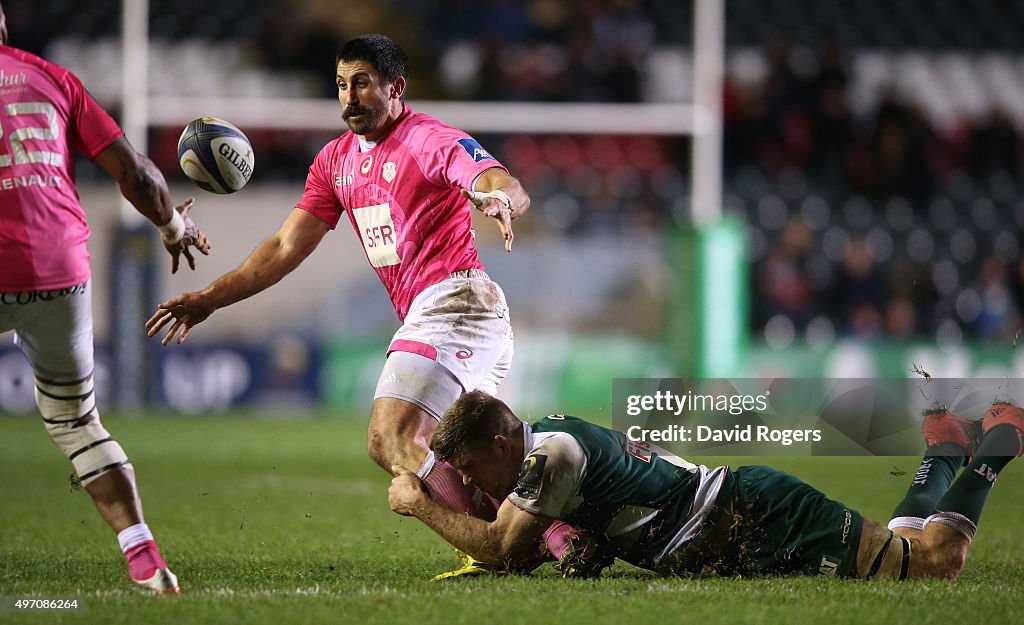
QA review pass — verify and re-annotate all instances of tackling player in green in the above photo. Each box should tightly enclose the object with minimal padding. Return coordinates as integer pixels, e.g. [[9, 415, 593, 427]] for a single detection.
[[388, 390, 1022, 579]]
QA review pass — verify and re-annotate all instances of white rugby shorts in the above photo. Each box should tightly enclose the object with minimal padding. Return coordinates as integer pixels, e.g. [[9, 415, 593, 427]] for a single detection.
[[0, 281, 93, 380], [374, 270, 514, 420]]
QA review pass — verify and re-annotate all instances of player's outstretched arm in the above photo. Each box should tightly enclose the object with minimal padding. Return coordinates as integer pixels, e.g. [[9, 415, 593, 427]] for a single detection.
[[389, 465, 549, 567], [462, 168, 531, 253], [93, 136, 210, 273], [146, 208, 330, 345]]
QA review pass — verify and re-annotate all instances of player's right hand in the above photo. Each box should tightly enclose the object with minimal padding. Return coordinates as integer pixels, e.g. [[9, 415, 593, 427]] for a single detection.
[[162, 197, 211, 274], [462, 188, 515, 253], [145, 292, 214, 345], [388, 464, 429, 516]]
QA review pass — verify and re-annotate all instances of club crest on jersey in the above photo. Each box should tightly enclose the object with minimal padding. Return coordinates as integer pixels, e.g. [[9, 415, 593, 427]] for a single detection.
[[382, 161, 397, 183], [457, 138, 495, 163], [515, 454, 547, 499]]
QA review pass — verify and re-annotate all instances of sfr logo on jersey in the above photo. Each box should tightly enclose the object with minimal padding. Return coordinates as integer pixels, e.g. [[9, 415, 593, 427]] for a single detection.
[[352, 203, 401, 268]]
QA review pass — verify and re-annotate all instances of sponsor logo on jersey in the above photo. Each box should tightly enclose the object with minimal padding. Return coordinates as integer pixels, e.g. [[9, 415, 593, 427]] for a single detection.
[[818, 556, 840, 576], [515, 453, 547, 499], [335, 170, 353, 187], [0, 70, 28, 87], [360, 154, 373, 174], [382, 161, 397, 183], [352, 202, 400, 267], [457, 138, 495, 163], [840, 509, 853, 544], [627, 439, 652, 463]]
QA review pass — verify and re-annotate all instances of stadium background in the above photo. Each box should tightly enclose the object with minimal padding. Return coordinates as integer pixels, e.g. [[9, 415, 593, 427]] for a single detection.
[[5, 0, 1024, 417], [2, 2, 1024, 622]]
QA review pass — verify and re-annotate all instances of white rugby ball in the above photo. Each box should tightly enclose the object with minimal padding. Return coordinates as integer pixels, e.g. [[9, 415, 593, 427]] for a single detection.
[[177, 117, 254, 194]]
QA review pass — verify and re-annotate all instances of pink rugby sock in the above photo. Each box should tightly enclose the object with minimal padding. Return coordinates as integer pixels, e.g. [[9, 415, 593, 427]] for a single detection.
[[125, 540, 168, 581], [543, 520, 581, 560], [420, 459, 480, 516]]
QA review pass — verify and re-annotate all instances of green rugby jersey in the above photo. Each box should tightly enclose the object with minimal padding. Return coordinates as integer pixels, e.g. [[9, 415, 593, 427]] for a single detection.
[[508, 415, 729, 570]]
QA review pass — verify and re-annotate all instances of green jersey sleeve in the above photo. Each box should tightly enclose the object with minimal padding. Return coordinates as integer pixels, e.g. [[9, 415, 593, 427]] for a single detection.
[[508, 432, 586, 518]]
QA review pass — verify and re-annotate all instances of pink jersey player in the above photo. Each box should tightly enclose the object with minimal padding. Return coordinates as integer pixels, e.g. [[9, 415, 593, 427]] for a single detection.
[[297, 103, 499, 320], [149, 34, 580, 579], [0, 45, 123, 290], [0, 3, 210, 593]]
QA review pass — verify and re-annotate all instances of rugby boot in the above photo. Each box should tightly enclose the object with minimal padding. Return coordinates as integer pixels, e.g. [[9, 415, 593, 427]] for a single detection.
[[922, 408, 982, 461], [430, 550, 508, 581], [981, 402, 1024, 457], [131, 567, 180, 594]]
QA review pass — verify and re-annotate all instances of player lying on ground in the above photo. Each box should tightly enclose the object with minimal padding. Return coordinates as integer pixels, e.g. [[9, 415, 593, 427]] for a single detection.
[[0, 2, 210, 593], [389, 391, 1022, 579], [144, 33, 581, 578]]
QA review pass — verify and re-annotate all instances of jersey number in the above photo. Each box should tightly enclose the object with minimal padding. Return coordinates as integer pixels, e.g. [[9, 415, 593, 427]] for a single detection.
[[0, 102, 63, 167]]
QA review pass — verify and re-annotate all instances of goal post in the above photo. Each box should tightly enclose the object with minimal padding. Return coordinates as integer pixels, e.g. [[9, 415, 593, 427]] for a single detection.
[[116, 0, 741, 408]]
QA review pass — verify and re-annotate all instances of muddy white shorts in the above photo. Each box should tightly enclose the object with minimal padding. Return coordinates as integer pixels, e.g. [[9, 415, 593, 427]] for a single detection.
[[374, 270, 514, 420], [0, 281, 93, 380]]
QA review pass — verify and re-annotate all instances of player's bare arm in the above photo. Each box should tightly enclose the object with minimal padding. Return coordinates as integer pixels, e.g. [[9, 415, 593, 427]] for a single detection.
[[462, 167, 531, 253], [389, 465, 549, 567], [146, 208, 330, 345], [93, 137, 210, 273]]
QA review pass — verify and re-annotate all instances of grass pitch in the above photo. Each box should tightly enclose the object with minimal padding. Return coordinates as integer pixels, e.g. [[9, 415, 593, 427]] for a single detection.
[[0, 413, 1021, 625]]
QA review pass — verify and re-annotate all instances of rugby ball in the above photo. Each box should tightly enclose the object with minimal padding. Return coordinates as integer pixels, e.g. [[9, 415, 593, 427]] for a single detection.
[[177, 117, 254, 194]]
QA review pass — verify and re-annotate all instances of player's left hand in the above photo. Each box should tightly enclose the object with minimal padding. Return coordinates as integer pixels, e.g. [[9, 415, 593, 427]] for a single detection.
[[462, 188, 514, 253], [162, 197, 211, 274], [388, 464, 429, 516]]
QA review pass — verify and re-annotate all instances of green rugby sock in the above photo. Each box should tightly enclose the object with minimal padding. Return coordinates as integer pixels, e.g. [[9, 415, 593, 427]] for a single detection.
[[935, 425, 1018, 526], [890, 443, 964, 523]]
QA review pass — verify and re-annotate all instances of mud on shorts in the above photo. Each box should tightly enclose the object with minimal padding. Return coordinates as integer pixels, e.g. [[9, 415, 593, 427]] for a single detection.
[[698, 465, 865, 578], [0, 281, 93, 380], [373, 270, 514, 420]]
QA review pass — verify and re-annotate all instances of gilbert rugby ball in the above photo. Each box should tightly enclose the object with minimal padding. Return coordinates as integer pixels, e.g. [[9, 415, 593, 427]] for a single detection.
[[177, 117, 254, 194]]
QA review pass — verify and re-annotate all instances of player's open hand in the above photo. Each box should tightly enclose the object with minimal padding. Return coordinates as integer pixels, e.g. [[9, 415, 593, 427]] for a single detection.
[[145, 291, 215, 345], [162, 197, 211, 274], [462, 188, 514, 253], [388, 464, 429, 516]]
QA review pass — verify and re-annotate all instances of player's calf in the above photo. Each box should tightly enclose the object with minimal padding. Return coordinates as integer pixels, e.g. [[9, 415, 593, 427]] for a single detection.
[[36, 375, 130, 485], [908, 512, 975, 580]]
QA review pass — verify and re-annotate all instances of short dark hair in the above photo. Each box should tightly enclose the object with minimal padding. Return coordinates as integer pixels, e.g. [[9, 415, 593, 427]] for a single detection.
[[336, 33, 409, 85], [433, 391, 517, 462]]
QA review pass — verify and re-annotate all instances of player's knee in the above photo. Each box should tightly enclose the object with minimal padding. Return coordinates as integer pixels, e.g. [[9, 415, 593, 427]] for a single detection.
[[36, 376, 130, 486], [367, 425, 388, 466]]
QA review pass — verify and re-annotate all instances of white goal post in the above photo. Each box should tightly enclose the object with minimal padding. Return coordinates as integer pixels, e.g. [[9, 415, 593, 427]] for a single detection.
[[121, 0, 724, 223]]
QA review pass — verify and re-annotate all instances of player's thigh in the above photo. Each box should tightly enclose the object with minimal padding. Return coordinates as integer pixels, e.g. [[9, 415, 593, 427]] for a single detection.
[[369, 351, 464, 464], [373, 350, 464, 421], [734, 465, 862, 577], [11, 283, 94, 380], [395, 275, 515, 395]]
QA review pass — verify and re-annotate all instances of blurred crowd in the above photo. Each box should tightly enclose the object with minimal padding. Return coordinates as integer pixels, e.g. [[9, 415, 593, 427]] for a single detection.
[[726, 32, 1024, 345], [7, 0, 1024, 344]]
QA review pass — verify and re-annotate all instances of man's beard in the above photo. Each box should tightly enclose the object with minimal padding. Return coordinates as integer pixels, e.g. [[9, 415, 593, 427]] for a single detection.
[[343, 106, 385, 136]]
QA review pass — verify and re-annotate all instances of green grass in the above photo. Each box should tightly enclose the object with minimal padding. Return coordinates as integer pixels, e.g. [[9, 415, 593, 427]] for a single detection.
[[0, 414, 1021, 625]]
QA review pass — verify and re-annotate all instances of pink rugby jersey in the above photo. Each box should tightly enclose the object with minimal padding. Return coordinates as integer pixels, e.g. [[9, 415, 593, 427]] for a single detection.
[[297, 104, 506, 320], [0, 45, 124, 291]]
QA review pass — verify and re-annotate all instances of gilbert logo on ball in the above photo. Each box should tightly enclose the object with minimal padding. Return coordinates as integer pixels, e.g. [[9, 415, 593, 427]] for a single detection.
[[177, 117, 254, 194]]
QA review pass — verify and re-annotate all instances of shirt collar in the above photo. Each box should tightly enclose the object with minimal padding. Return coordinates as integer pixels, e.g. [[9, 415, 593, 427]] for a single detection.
[[522, 421, 534, 461]]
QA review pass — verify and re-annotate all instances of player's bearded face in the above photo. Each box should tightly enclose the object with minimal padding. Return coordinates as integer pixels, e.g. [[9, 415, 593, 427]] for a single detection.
[[342, 100, 385, 135], [337, 61, 392, 137]]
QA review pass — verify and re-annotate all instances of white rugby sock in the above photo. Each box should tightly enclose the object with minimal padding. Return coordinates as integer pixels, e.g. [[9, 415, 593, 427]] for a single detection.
[[924, 511, 977, 542], [888, 516, 926, 531], [117, 523, 155, 553]]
